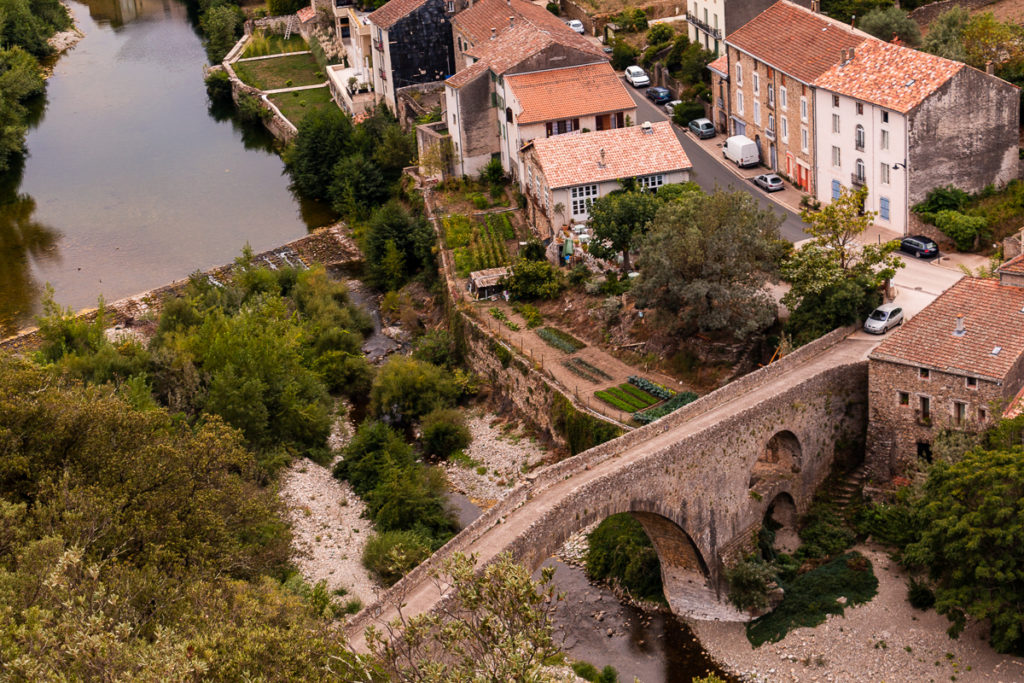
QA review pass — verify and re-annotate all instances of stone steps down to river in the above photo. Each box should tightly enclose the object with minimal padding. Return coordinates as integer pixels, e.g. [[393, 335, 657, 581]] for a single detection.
[[0, 225, 362, 354]]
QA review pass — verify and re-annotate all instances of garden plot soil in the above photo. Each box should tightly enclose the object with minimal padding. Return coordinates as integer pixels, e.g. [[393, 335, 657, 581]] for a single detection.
[[690, 544, 1024, 683]]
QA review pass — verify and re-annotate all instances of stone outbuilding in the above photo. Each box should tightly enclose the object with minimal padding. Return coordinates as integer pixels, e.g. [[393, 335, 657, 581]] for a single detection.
[[866, 260, 1024, 485]]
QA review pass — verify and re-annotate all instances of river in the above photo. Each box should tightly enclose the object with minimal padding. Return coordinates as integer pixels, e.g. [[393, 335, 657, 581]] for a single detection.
[[0, 0, 331, 338]]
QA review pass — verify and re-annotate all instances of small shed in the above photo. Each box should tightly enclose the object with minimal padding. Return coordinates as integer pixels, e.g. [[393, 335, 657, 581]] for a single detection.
[[468, 266, 511, 300]]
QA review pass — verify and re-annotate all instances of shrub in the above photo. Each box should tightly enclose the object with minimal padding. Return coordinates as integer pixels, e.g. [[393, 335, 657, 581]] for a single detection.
[[671, 99, 706, 126], [647, 22, 674, 44], [545, 1, 559, 14], [934, 209, 988, 251], [369, 356, 458, 429], [797, 502, 855, 559], [913, 185, 971, 214], [481, 157, 505, 186], [506, 259, 565, 300], [585, 514, 664, 602], [908, 578, 935, 610], [413, 328, 459, 368], [362, 530, 432, 585], [610, 40, 638, 71], [204, 69, 232, 103], [420, 408, 471, 459], [512, 302, 543, 328], [268, 0, 307, 14], [726, 556, 776, 611]]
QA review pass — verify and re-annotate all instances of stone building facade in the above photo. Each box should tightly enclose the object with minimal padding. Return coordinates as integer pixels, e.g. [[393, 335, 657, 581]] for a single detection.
[[866, 267, 1024, 485], [368, 0, 454, 112]]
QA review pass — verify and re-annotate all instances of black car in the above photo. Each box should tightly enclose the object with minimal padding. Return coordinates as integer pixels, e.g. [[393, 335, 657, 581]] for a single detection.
[[899, 235, 939, 258], [645, 86, 672, 104]]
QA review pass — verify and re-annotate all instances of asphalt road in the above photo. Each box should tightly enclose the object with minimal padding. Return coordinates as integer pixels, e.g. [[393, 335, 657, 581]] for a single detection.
[[624, 83, 812, 243]]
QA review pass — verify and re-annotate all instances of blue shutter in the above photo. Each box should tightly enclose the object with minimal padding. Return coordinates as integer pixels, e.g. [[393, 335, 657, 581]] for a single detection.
[[880, 196, 890, 220], [831, 180, 841, 200]]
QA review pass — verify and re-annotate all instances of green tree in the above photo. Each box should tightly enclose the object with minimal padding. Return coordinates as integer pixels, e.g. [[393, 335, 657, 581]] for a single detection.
[[587, 190, 661, 272], [505, 257, 565, 300], [0, 46, 45, 171], [363, 200, 435, 290], [369, 356, 458, 429], [199, 4, 244, 64], [585, 514, 663, 602], [859, 6, 921, 46], [283, 107, 354, 202], [923, 7, 969, 62], [420, 407, 471, 459], [632, 190, 787, 338], [903, 447, 1024, 654], [781, 185, 903, 314], [647, 22, 674, 45], [961, 12, 1024, 70], [366, 552, 564, 682]]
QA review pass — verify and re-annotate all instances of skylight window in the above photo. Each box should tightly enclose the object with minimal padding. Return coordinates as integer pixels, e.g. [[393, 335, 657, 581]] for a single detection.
[[992, 346, 1002, 356]]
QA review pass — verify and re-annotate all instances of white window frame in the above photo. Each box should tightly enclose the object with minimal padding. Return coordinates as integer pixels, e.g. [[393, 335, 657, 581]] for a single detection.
[[881, 129, 889, 150], [737, 90, 744, 115], [768, 113, 775, 133], [832, 146, 841, 167], [779, 86, 787, 108], [639, 174, 664, 190], [800, 97, 808, 122], [753, 100, 760, 125], [570, 184, 598, 217], [880, 162, 890, 185], [832, 113, 840, 134], [801, 126, 808, 152], [780, 116, 788, 142], [735, 63, 743, 85], [753, 72, 760, 95]]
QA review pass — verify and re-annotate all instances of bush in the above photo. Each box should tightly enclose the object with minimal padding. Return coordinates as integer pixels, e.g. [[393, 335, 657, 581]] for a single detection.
[[268, 0, 307, 14], [785, 276, 880, 346], [506, 259, 565, 300], [200, 4, 244, 64], [545, 1, 559, 14], [413, 328, 459, 368], [481, 157, 505, 186], [671, 100, 706, 126], [610, 40, 638, 71], [612, 7, 648, 31], [512, 302, 543, 328], [362, 530, 432, 585], [797, 502, 856, 559], [420, 408, 471, 459], [908, 578, 935, 610], [726, 556, 776, 611], [585, 514, 664, 602], [333, 420, 416, 497], [934, 209, 988, 251], [369, 356, 458, 428], [204, 69, 232, 103], [913, 185, 971, 214], [647, 22, 674, 44]]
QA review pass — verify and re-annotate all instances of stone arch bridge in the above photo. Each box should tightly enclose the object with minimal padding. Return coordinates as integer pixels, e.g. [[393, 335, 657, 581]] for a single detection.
[[348, 330, 877, 647]]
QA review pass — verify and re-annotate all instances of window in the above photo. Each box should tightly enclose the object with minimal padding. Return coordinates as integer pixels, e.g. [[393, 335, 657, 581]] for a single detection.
[[879, 196, 890, 220], [831, 179, 841, 200], [753, 72, 760, 95], [966, 376, 978, 388], [979, 407, 987, 421], [457, 37, 462, 51], [753, 101, 760, 125], [920, 395, 930, 420], [735, 63, 743, 85], [737, 91, 744, 115], [491, 92, 497, 107], [800, 126, 808, 152], [880, 163, 890, 185], [920, 368, 930, 379], [446, 0, 454, 11], [767, 86, 774, 107], [881, 129, 889, 150], [832, 113, 840, 133], [570, 184, 598, 217], [917, 441, 932, 462], [856, 102, 864, 115], [780, 116, 788, 142], [882, 110, 889, 123], [953, 401, 966, 426], [898, 391, 909, 406], [800, 97, 808, 121], [779, 86, 787, 108], [639, 174, 664, 190], [855, 158, 865, 182], [768, 113, 775, 133], [855, 124, 865, 150], [831, 146, 841, 167], [832, 94, 839, 107]]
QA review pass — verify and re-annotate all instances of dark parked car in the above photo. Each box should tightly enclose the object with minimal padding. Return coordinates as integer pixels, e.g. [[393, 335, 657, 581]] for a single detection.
[[687, 118, 715, 139], [754, 173, 784, 192], [899, 235, 939, 258], [645, 86, 671, 104]]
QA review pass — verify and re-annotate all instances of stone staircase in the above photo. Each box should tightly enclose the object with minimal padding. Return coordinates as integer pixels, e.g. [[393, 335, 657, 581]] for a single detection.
[[829, 463, 867, 509]]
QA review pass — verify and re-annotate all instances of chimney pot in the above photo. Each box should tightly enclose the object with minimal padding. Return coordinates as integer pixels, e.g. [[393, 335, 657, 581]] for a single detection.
[[849, 46, 855, 60], [509, 15, 514, 28], [840, 48, 847, 64], [490, 27, 496, 38], [954, 314, 966, 336]]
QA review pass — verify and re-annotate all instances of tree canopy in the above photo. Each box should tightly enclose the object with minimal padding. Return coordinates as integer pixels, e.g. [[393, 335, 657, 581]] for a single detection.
[[587, 190, 661, 272], [859, 6, 921, 46], [632, 189, 787, 338]]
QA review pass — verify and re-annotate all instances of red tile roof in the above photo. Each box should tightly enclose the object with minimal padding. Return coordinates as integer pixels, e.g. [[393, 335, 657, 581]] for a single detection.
[[505, 62, 636, 124], [368, 0, 431, 30], [707, 54, 728, 77], [453, 0, 597, 54], [870, 278, 1024, 381], [999, 252, 1024, 274], [814, 39, 963, 113], [726, 1, 865, 84], [297, 5, 316, 22], [527, 121, 691, 189]]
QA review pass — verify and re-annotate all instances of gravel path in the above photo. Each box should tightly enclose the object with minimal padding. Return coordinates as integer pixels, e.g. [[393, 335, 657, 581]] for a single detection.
[[278, 411, 380, 608], [690, 544, 1024, 682], [444, 412, 550, 507]]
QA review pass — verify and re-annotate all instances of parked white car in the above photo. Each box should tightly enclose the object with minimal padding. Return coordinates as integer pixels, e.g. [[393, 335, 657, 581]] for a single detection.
[[567, 19, 585, 33], [864, 303, 904, 334], [624, 66, 650, 87]]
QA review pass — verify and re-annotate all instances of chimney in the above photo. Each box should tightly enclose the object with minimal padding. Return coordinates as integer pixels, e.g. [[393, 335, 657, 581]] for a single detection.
[[849, 46, 855, 60], [839, 48, 847, 65], [954, 314, 966, 337], [850, 14, 856, 27], [598, 148, 606, 168], [987, 60, 995, 75], [509, 15, 514, 28], [490, 27, 496, 39]]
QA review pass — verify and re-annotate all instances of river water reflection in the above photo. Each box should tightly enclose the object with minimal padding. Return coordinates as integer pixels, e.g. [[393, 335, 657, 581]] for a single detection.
[[0, 0, 330, 337]]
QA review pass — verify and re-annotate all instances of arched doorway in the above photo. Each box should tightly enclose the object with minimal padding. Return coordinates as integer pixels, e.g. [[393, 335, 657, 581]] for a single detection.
[[749, 430, 802, 491], [763, 492, 799, 554]]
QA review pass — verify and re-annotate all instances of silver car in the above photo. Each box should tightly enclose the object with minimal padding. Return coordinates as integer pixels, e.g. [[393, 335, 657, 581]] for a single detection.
[[864, 303, 904, 334]]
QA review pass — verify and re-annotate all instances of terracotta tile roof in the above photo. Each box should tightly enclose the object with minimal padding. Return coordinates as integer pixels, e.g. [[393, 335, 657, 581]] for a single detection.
[[446, 55, 491, 88], [453, 0, 598, 55], [726, 1, 865, 84], [707, 54, 728, 77], [505, 62, 636, 124], [368, 0, 430, 30], [999, 252, 1024, 274], [296, 6, 316, 22], [1004, 382, 1024, 418], [527, 121, 691, 189], [870, 278, 1024, 381], [813, 39, 963, 113]]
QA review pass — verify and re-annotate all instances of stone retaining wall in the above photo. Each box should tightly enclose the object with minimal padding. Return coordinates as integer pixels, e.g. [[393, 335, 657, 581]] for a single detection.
[[221, 34, 300, 143], [910, 0, 996, 27]]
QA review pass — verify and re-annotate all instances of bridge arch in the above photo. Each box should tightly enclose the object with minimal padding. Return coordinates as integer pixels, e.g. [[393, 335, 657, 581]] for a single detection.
[[762, 491, 799, 554], [749, 429, 802, 491]]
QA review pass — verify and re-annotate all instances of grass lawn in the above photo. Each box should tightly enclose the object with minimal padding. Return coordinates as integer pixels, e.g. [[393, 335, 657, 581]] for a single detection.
[[268, 87, 335, 126], [233, 53, 323, 90], [241, 31, 308, 58]]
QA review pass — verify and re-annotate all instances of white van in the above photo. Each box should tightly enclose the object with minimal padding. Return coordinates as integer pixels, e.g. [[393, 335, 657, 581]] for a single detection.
[[723, 135, 759, 168]]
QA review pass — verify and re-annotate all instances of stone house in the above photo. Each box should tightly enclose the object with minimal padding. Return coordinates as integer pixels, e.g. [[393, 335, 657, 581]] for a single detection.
[[685, 0, 810, 54], [450, 0, 586, 71], [865, 262, 1024, 485], [368, 0, 454, 112], [442, 18, 606, 177], [520, 121, 692, 239]]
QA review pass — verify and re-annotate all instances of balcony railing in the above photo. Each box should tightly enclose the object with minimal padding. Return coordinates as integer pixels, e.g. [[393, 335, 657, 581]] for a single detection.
[[686, 13, 722, 40], [851, 172, 866, 187], [765, 128, 776, 141], [854, 140, 865, 151]]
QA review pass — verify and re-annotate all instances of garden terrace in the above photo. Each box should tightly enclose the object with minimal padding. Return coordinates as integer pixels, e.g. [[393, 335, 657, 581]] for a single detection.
[[233, 53, 325, 91], [442, 213, 516, 278], [268, 87, 334, 126]]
